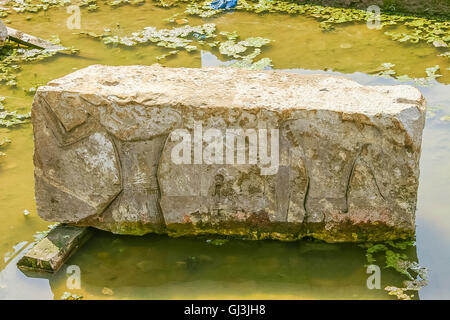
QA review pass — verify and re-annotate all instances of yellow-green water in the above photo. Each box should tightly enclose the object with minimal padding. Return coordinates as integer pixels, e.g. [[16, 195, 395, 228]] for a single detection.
[[0, 2, 449, 299]]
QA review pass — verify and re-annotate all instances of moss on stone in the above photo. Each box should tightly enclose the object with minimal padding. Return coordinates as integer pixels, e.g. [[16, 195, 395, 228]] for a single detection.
[[163, 218, 414, 243]]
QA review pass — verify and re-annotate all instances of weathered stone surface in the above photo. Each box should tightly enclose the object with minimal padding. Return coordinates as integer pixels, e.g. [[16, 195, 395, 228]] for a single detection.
[[5, 25, 68, 52], [32, 65, 426, 242], [0, 20, 7, 46], [17, 225, 92, 273]]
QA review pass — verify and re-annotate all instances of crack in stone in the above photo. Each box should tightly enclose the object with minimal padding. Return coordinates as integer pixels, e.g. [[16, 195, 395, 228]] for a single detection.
[[344, 144, 367, 214], [303, 174, 310, 221]]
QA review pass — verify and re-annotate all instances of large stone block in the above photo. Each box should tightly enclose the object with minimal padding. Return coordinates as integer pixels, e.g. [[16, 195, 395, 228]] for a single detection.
[[32, 65, 426, 242]]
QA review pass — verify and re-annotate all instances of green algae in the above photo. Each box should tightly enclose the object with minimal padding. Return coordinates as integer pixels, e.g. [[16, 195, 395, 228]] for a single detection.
[[3, 0, 446, 53], [219, 40, 248, 57], [372, 61, 446, 87], [220, 31, 239, 41], [218, 36, 271, 58], [180, 0, 450, 49], [0, 0, 143, 17], [227, 56, 273, 70], [185, 1, 222, 18], [363, 243, 388, 264], [107, 0, 145, 7], [385, 249, 411, 277], [384, 18, 449, 48], [206, 238, 229, 246], [0, 44, 57, 87], [425, 65, 442, 80], [77, 22, 272, 66], [374, 62, 396, 78], [3, 0, 58, 15], [2, 0, 448, 80], [61, 292, 83, 300], [385, 259, 429, 300], [78, 23, 217, 51], [0, 97, 31, 128], [360, 240, 428, 300]]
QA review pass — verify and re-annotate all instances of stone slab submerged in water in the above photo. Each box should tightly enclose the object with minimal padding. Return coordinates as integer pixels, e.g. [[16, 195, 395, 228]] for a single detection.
[[32, 65, 426, 242], [17, 225, 92, 273]]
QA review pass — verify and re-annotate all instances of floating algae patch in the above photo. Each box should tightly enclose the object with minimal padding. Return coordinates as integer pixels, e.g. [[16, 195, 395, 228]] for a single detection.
[[385, 259, 429, 300], [78, 23, 217, 51], [370, 62, 449, 89], [0, 0, 143, 17], [180, 0, 450, 50], [373, 62, 397, 78], [360, 240, 429, 300], [106, 0, 146, 7], [227, 55, 272, 70], [3, 0, 449, 58], [218, 36, 271, 58], [185, 0, 222, 18], [0, 0, 66, 16], [222, 47, 273, 70], [0, 97, 31, 128], [78, 22, 272, 66], [383, 18, 450, 48], [3, 0, 449, 53], [61, 292, 83, 300], [0, 44, 57, 87]]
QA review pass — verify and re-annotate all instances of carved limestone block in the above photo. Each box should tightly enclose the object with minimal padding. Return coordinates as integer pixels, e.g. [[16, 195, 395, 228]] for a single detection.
[[32, 65, 426, 242]]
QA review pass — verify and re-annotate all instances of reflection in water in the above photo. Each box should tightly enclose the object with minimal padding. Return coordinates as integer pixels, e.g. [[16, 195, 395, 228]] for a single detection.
[[0, 244, 53, 300], [201, 51, 237, 68], [0, 231, 420, 300]]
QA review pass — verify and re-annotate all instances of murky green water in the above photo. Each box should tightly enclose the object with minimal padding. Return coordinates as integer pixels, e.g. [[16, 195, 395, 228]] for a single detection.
[[0, 2, 449, 299]]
